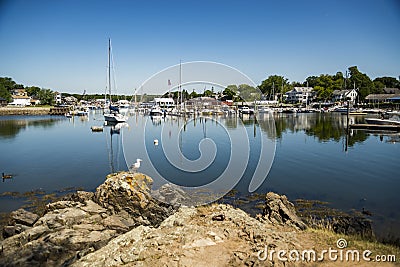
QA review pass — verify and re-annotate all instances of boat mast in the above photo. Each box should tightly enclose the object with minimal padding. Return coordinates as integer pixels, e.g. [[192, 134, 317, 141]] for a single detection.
[[179, 60, 182, 110], [108, 38, 111, 105]]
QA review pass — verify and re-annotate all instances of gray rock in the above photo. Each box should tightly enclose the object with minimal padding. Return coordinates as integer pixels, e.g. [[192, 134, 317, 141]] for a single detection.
[[2, 224, 31, 238], [10, 209, 39, 226], [0, 172, 177, 266], [152, 183, 190, 206], [263, 192, 307, 230], [102, 215, 129, 233], [94, 172, 175, 227], [63, 190, 94, 203]]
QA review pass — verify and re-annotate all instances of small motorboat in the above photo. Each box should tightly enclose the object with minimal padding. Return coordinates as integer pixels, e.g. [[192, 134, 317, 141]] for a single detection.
[[239, 106, 254, 115], [149, 106, 164, 117], [365, 118, 400, 126]]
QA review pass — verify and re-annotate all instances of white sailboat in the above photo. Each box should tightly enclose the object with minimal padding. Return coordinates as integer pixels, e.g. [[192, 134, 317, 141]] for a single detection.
[[104, 38, 127, 123]]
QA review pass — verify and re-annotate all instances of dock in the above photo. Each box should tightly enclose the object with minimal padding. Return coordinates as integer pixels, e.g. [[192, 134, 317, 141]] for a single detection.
[[49, 107, 72, 115], [350, 124, 400, 131]]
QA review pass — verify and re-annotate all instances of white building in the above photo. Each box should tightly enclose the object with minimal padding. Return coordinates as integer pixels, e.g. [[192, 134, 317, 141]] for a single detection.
[[153, 98, 175, 108], [284, 87, 315, 104], [9, 89, 31, 106], [332, 89, 358, 103], [54, 92, 62, 104]]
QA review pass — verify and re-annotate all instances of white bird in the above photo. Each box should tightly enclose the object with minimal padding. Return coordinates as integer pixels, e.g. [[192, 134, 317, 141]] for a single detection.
[[154, 139, 159, 146], [129, 159, 142, 173]]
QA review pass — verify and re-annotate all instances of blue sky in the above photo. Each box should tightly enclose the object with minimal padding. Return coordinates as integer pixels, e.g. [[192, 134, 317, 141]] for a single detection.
[[0, 0, 399, 94]]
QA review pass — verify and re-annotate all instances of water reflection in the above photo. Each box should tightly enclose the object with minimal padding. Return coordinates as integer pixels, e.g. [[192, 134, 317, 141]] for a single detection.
[[0, 116, 64, 139]]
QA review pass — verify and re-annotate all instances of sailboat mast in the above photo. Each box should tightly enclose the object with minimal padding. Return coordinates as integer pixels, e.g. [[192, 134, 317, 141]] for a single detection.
[[108, 38, 111, 103], [179, 60, 182, 109]]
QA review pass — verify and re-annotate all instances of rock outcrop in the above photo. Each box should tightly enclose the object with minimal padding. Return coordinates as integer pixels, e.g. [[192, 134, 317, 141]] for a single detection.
[[94, 172, 175, 227], [72, 204, 301, 267], [263, 192, 307, 230], [0, 172, 175, 266], [3, 172, 382, 266]]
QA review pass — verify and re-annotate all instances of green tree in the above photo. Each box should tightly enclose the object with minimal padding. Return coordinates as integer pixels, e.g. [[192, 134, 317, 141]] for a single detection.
[[373, 77, 400, 89], [348, 66, 374, 99], [203, 89, 213, 97], [0, 77, 17, 91], [237, 84, 261, 102], [189, 90, 198, 99], [0, 84, 11, 102], [372, 80, 385, 93], [259, 75, 289, 96], [223, 85, 237, 100], [304, 72, 344, 101], [26, 86, 41, 96], [37, 89, 55, 105]]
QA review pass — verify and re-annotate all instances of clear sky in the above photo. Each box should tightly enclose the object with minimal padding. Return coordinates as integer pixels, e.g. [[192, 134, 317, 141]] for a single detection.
[[0, 0, 399, 95]]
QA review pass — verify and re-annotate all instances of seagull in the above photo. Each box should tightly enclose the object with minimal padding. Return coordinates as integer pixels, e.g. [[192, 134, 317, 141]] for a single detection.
[[129, 159, 142, 173]]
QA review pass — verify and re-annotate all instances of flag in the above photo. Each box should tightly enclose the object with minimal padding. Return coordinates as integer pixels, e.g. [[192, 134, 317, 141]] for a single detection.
[[168, 79, 171, 86]]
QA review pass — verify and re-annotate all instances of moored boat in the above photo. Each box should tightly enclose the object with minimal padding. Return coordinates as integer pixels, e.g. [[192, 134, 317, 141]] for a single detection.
[[149, 106, 164, 117], [103, 39, 127, 124], [365, 118, 400, 126]]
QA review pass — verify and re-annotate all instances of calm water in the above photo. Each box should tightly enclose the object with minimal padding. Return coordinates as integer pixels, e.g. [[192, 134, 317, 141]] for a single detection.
[[0, 111, 399, 239]]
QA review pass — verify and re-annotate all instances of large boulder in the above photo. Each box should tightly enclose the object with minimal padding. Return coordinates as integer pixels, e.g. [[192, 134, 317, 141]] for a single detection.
[[10, 209, 39, 226], [0, 172, 175, 266], [94, 172, 175, 227], [263, 192, 307, 230]]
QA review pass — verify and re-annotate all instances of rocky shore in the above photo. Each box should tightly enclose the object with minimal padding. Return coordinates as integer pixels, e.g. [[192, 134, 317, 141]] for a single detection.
[[0, 107, 51, 116], [0, 172, 398, 266]]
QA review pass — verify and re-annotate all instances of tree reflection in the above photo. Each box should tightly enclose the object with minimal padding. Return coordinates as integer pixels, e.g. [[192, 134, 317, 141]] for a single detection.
[[0, 117, 63, 139]]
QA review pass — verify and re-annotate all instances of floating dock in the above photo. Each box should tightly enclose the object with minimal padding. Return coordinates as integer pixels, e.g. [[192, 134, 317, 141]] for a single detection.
[[350, 124, 400, 131], [91, 126, 104, 132], [49, 107, 72, 115]]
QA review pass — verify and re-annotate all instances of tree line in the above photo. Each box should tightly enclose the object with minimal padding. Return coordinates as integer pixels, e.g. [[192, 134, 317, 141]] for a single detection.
[[259, 66, 399, 102], [1, 66, 398, 105], [0, 77, 55, 105]]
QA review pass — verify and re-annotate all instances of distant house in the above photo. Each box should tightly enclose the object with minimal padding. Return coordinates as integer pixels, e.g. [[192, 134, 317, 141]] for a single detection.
[[0, 97, 7, 106], [64, 96, 78, 105], [9, 89, 31, 106], [12, 89, 28, 96], [30, 96, 41, 106], [332, 89, 358, 104], [365, 94, 400, 103], [153, 98, 174, 108], [10, 95, 31, 106], [284, 87, 315, 104], [54, 92, 62, 104], [185, 97, 220, 108]]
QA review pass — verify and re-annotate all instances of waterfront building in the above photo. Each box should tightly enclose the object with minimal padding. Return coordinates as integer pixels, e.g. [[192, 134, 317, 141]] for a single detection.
[[284, 87, 315, 104], [9, 89, 31, 106], [332, 89, 358, 104]]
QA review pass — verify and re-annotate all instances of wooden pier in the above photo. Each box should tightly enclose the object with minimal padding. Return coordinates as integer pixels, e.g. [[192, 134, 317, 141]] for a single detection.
[[350, 124, 400, 131], [49, 106, 71, 115]]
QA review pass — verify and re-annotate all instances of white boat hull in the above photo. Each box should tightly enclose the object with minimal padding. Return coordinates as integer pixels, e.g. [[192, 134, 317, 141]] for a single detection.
[[365, 118, 400, 126], [104, 113, 127, 123]]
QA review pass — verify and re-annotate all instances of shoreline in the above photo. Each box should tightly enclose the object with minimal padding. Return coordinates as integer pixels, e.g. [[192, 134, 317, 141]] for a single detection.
[[0, 107, 51, 116], [0, 172, 398, 266]]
